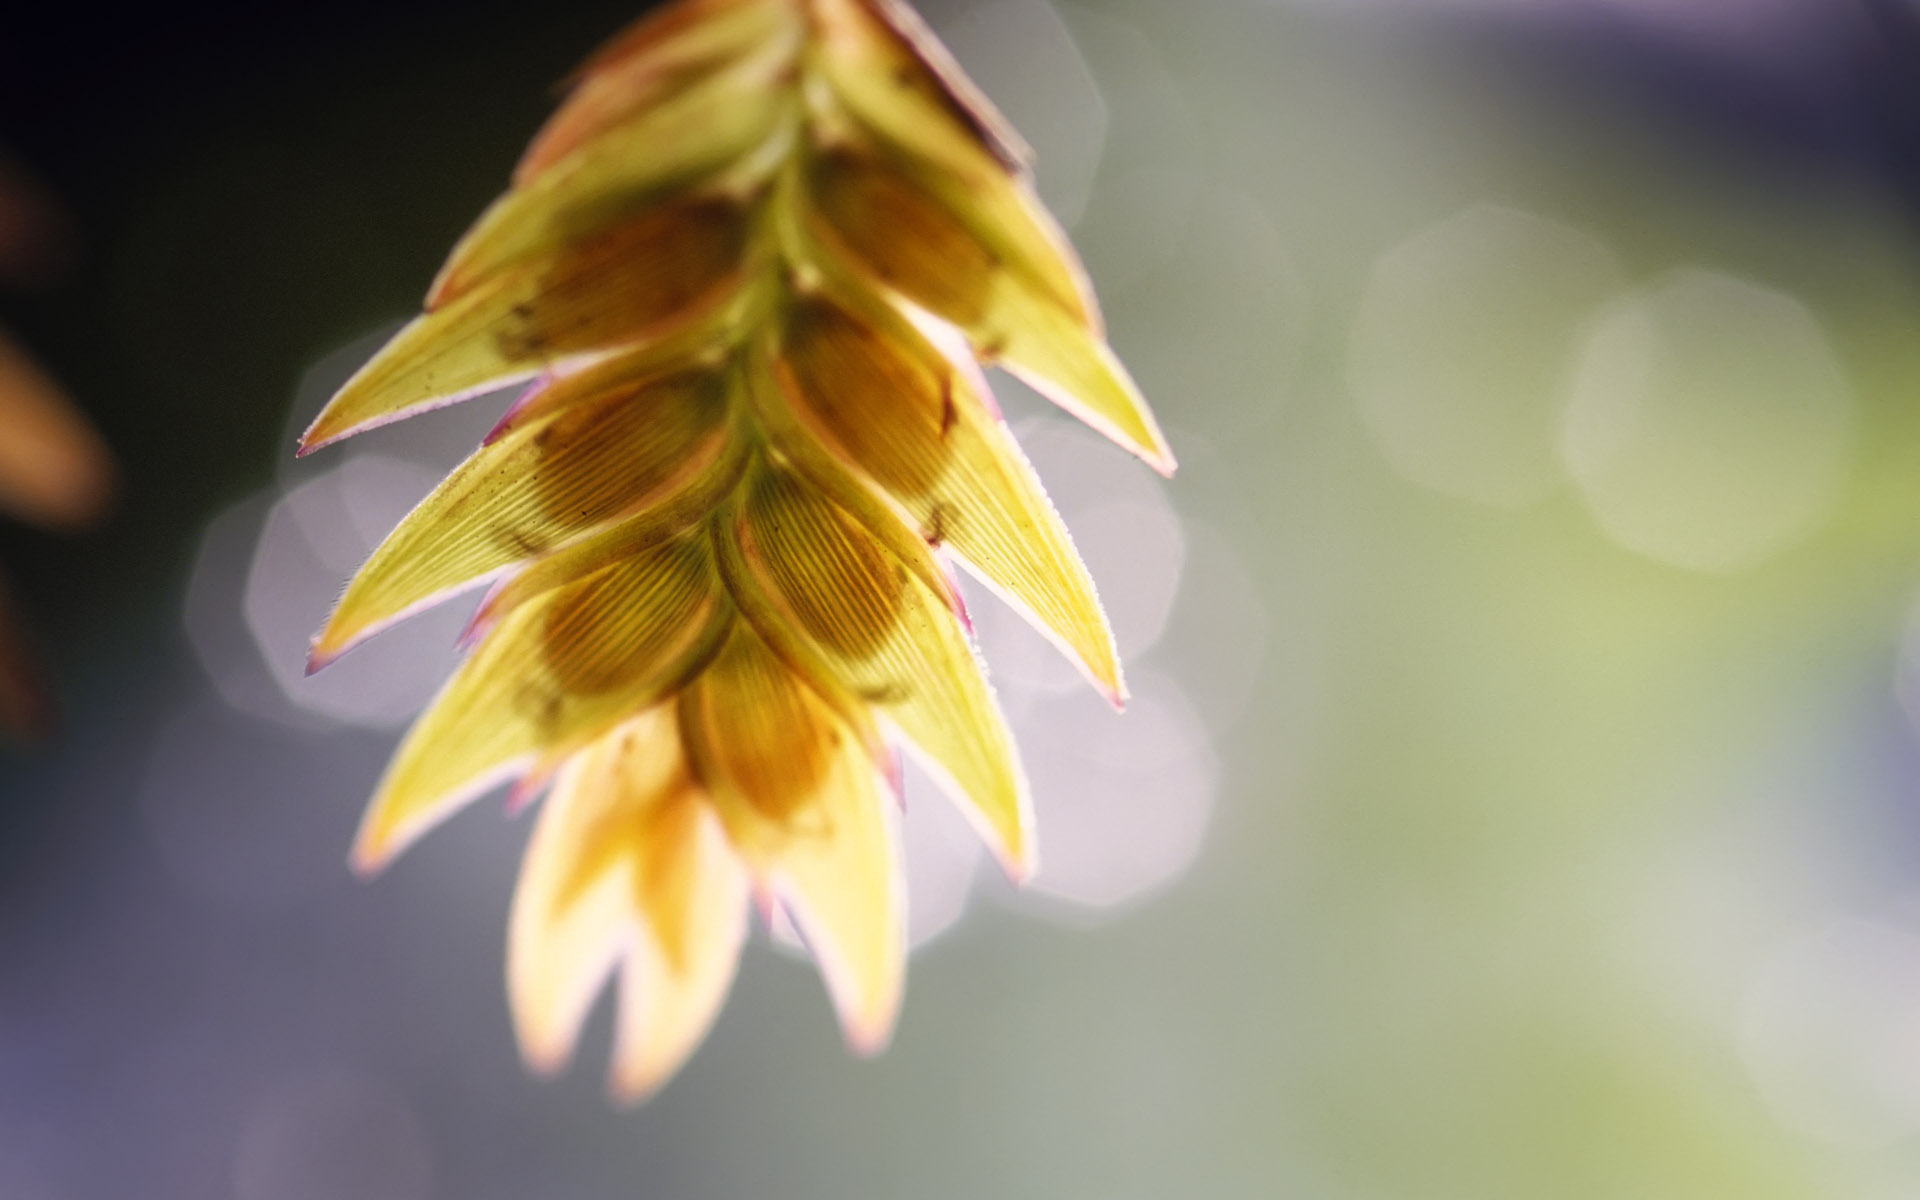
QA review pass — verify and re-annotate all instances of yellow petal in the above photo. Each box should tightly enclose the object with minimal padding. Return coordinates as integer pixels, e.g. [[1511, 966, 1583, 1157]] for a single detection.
[[465, 447, 746, 647], [518, 0, 805, 185], [313, 365, 732, 664], [302, 197, 751, 452], [430, 51, 793, 309], [352, 532, 730, 872], [507, 709, 750, 1100], [681, 626, 903, 1050], [609, 815, 749, 1103], [799, 132, 1174, 473], [801, 134, 1086, 331], [990, 284, 1176, 478], [808, 0, 1030, 176], [773, 287, 1123, 701], [508, 738, 649, 1076], [740, 343, 953, 607], [716, 459, 1032, 876]]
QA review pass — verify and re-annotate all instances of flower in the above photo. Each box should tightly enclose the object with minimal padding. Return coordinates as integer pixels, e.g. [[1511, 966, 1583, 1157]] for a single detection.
[[301, 0, 1172, 1102]]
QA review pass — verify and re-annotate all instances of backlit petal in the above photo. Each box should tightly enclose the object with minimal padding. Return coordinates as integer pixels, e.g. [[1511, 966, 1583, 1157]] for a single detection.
[[352, 533, 730, 872], [431, 55, 792, 309], [507, 708, 751, 1099], [808, 0, 1030, 175], [609, 811, 750, 1102], [772, 285, 1122, 701], [302, 198, 751, 451], [314, 365, 732, 663], [681, 627, 904, 1049], [718, 459, 1031, 876], [799, 121, 1175, 473], [520, 0, 806, 185]]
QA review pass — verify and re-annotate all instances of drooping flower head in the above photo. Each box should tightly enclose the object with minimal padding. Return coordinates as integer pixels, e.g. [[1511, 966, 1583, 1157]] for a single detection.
[[301, 0, 1172, 1102]]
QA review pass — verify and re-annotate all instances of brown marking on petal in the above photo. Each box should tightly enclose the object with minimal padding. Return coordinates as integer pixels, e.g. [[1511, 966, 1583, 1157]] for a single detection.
[[925, 501, 951, 548], [678, 629, 839, 825], [503, 528, 552, 559], [494, 197, 748, 361], [938, 374, 957, 439], [804, 147, 996, 327], [778, 298, 950, 497]]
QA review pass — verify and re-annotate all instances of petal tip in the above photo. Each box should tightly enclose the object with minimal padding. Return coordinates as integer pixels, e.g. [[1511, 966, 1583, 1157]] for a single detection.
[[606, 1064, 669, 1108], [504, 769, 553, 816], [842, 1013, 897, 1059], [995, 838, 1039, 887], [347, 835, 392, 878], [516, 1035, 575, 1082]]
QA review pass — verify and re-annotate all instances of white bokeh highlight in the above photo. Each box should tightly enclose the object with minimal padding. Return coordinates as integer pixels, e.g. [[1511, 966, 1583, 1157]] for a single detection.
[[1738, 919, 1920, 1149], [900, 759, 988, 948], [243, 455, 468, 729], [1561, 269, 1854, 572], [1351, 205, 1629, 507], [190, 322, 519, 732], [1015, 671, 1218, 910]]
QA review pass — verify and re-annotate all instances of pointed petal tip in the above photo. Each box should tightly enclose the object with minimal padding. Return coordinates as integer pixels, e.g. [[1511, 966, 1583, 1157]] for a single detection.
[[347, 836, 392, 879], [305, 642, 339, 676], [295, 419, 349, 459], [606, 1060, 674, 1108], [1133, 435, 1178, 478], [505, 769, 553, 816], [457, 604, 497, 651], [993, 839, 1039, 887], [842, 1012, 898, 1059], [516, 1035, 574, 1082]]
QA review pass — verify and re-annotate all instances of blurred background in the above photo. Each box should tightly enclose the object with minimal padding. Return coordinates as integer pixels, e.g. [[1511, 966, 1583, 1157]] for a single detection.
[[5, 0, 1920, 1195]]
